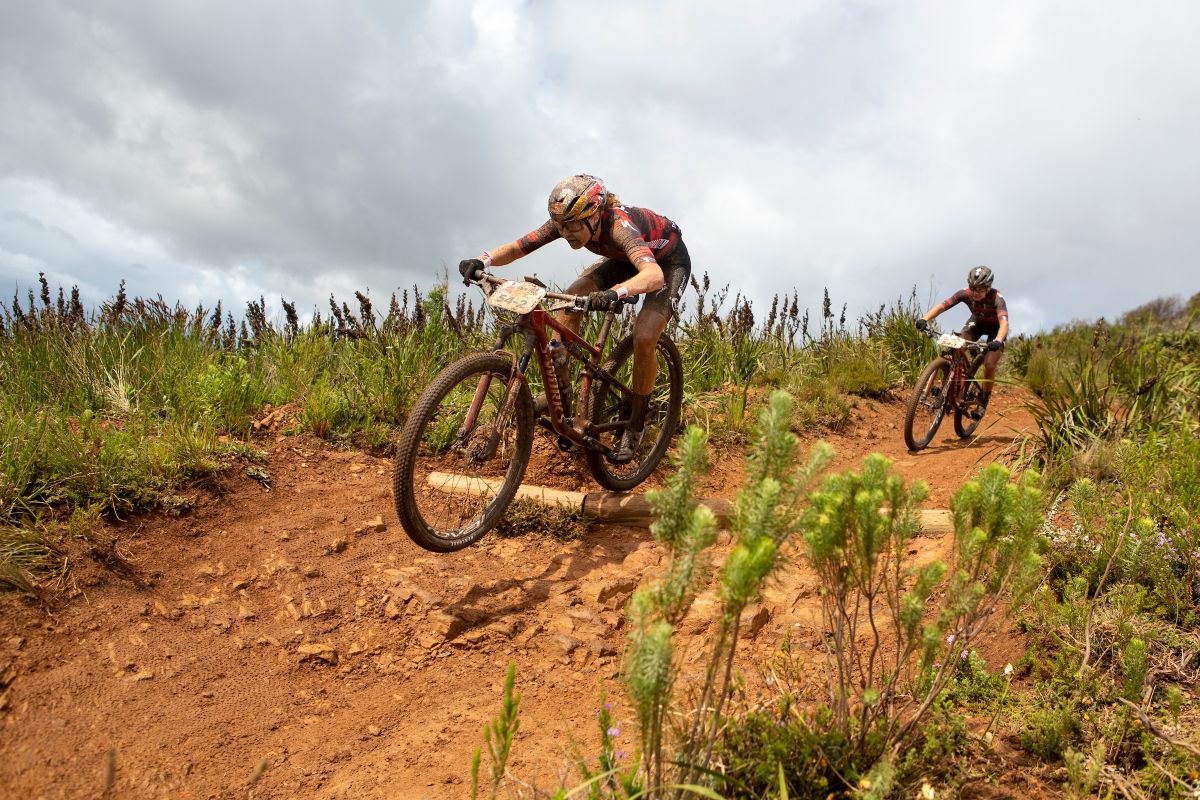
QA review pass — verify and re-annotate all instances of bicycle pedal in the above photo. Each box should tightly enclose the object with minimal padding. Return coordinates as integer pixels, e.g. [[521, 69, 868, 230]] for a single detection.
[[555, 435, 576, 453]]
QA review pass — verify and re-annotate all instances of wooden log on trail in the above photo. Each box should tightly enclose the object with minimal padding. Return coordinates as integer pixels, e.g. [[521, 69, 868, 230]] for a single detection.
[[425, 472, 953, 533]]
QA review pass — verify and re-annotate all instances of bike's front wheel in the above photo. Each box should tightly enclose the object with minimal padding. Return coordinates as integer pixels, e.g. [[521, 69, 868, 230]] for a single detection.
[[393, 352, 534, 552], [584, 333, 683, 492], [903, 357, 951, 451], [953, 358, 986, 438]]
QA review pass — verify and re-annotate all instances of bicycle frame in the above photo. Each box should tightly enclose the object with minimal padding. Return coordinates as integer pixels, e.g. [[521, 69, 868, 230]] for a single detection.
[[461, 279, 637, 456], [939, 341, 987, 413]]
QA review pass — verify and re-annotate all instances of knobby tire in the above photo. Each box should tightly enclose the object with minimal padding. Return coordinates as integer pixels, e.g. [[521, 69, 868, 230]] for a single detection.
[[584, 333, 684, 492], [903, 357, 951, 451], [393, 352, 534, 552]]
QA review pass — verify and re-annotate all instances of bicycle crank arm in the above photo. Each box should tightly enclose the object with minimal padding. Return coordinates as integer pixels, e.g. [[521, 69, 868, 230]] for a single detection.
[[580, 435, 612, 455]]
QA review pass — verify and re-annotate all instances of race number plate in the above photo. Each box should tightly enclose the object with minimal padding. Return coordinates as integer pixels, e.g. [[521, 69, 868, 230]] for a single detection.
[[487, 281, 546, 314], [937, 333, 969, 349]]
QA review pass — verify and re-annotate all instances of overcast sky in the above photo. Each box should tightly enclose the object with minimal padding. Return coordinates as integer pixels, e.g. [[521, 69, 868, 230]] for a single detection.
[[2, 1, 1197, 335]]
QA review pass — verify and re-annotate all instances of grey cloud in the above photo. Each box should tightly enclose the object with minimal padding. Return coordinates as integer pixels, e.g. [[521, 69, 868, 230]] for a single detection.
[[1, 1, 1197, 328]]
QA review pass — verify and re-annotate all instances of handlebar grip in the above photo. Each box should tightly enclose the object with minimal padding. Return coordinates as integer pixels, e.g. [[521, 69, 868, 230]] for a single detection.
[[620, 295, 638, 306]]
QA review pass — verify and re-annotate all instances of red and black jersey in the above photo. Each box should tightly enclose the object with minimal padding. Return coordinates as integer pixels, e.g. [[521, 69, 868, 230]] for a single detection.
[[515, 205, 682, 265], [941, 288, 1009, 326]]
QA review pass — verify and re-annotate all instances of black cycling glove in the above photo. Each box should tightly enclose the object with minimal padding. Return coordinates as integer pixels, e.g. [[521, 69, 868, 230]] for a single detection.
[[988, 339, 1004, 351], [585, 289, 620, 312], [915, 318, 929, 332], [458, 258, 485, 285]]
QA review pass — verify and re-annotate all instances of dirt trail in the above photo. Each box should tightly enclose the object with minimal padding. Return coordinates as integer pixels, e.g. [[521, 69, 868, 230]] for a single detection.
[[0, 393, 1035, 800]]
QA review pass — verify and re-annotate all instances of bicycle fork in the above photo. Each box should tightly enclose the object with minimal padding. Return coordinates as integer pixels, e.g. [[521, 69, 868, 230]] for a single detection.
[[458, 351, 525, 463]]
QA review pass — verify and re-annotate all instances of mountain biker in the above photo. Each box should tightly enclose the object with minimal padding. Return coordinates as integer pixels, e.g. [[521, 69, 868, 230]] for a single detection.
[[457, 174, 691, 464], [915, 265, 1009, 419]]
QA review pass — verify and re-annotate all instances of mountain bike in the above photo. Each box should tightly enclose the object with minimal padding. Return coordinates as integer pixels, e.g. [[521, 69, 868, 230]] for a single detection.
[[903, 327, 990, 451], [392, 273, 683, 552]]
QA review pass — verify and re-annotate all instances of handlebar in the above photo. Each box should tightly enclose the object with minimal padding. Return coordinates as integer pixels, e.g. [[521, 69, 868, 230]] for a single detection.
[[477, 273, 638, 311], [920, 326, 988, 353]]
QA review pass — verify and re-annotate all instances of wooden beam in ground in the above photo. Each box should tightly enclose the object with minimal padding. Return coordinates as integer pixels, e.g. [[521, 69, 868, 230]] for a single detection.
[[424, 471, 952, 533]]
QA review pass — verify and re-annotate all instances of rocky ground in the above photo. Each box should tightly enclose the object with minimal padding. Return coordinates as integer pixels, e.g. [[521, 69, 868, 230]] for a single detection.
[[0, 392, 1041, 799]]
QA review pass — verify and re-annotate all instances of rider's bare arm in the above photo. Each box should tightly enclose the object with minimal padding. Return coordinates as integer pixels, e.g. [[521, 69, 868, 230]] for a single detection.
[[922, 301, 947, 322], [481, 222, 561, 267], [617, 258, 665, 296], [480, 240, 526, 267], [996, 318, 1009, 343]]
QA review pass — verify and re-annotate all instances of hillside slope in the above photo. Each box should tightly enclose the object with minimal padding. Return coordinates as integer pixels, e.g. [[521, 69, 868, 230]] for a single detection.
[[0, 392, 1036, 800]]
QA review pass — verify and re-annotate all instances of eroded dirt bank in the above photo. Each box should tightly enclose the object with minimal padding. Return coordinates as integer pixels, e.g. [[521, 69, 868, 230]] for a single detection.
[[0, 394, 1035, 799]]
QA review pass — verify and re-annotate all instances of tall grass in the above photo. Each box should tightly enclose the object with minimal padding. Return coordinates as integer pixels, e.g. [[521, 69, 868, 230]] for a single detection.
[[1, 270, 935, 587]]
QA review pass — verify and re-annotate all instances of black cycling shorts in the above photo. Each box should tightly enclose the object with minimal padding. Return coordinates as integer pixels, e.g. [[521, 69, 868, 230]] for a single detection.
[[959, 315, 1001, 344], [581, 240, 691, 319]]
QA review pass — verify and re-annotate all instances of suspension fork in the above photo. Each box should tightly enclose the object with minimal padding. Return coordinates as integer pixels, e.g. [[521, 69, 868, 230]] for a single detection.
[[458, 326, 528, 460]]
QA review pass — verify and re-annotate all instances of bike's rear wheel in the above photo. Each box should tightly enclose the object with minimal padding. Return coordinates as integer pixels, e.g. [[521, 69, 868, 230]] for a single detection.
[[393, 352, 534, 552], [903, 357, 951, 451], [584, 333, 683, 492], [953, 358, 986, 438]]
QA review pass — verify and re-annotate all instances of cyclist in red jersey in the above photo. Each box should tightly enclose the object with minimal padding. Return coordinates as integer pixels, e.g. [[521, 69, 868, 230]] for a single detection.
[[915, 266, 1009, 419], [458, 174, 691, 463]]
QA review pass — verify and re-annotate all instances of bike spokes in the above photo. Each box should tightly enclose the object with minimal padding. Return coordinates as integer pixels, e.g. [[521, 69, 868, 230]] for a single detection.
[[393, 353, 534, 551], [585, 334, 683, 491], [903, 357, 951, 451]]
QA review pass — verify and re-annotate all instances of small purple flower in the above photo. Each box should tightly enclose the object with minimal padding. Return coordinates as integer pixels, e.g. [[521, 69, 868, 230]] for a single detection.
[[946, 634, 956, 645], [607, 727, 620, 737], [615, 751, 626, 760]]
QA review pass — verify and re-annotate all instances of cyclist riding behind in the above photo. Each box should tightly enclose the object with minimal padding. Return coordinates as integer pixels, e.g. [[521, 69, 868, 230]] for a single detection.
[[915, 266, 1009, 419], [458, 174, 691, 464]]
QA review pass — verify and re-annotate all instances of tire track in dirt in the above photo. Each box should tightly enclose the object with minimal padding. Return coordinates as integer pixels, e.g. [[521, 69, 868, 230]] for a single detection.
[[0, 392, 1034, 799]]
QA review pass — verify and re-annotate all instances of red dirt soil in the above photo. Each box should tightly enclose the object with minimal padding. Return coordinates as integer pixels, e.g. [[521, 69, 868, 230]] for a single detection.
[[0, 392, 1045, 799]]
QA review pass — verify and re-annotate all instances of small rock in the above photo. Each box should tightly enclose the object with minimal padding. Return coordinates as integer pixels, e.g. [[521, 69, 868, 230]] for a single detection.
[[384, 600, 404, 620], [366, 724, 381, 736], [350, 464, 366, 474], [553, 635, 581, 654], [586, 638, 617, 658], [621, 545, 660, 571], [297, 643, 338, 665], [715, 531, 733, 547], [237, 606, 256, 621], [230, 578, 251, 591], [303, 565, 323, 579], [428, 612, 468, 642], [278, 530, 291, 541], [130, 670, 155, 682], [353, 516, 387, 535], [325, 538, 348, 555], [5, 636, 25, 651], [411, 588, 439, 606], [594, 578, 638, 608], [739, 604, 771, 639]]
